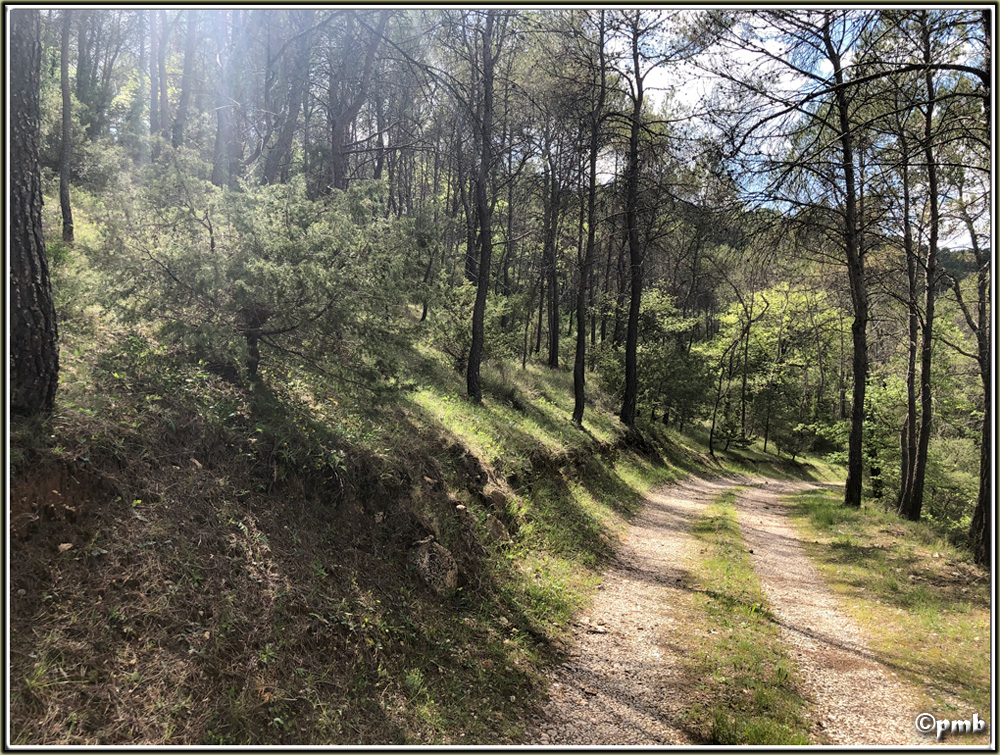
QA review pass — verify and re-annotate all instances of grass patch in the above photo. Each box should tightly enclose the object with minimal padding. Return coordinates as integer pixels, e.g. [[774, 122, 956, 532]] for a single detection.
[[640, 422, 844, 485], [9, 314, 699, 746], [685, 489, 812, 745], [788, 489, 990, 729]]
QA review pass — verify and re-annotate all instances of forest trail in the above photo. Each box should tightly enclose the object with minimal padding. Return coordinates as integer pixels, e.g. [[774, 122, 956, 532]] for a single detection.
[[524, 476, 738, 745], [733, 481, 925, 746], [526, 476, 932, 746]]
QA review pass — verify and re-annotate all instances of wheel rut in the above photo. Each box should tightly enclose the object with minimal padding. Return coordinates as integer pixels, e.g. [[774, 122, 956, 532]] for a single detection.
[[526, 474, 946, 746], [732, 481, 929, 746], [524, 476, 741, 745]]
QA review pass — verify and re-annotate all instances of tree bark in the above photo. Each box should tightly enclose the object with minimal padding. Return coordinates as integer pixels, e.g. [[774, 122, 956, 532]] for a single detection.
[[950, 185, 991, 569], [573, 10, 607, 425], [969, 394, 990, 568], [901, 12, 940, 522], [171, 9, 198, 148], [210, 11, 233, 187], [619, 16, 644, 429], [157, 10, 172, 143], [897, 135, 919, 514], [327, 11, 388, 192], [261, 10, 313, 185], [543, 155, 560, 368], [59, 9, 74, 243], [466, 11, 496, 403], [823, 15, 868, 507], [10, 8, 59, 418]]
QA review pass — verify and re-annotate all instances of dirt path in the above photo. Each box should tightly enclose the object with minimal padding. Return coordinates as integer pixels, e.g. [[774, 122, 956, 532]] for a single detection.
[[526, 474, 937, 746], [732, 480, 926, 746], [524, 476, 742, 745]]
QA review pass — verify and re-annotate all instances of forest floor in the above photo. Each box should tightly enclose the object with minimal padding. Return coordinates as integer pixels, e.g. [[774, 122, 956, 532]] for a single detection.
[[525, 475, 991, 747], [10, 324, 988, 746]]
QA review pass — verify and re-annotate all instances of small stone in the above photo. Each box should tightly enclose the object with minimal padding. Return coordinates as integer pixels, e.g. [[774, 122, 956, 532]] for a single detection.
[[408, 540, 458, 596], [484, 514, 511, 544], [485, 486, 508, 509]]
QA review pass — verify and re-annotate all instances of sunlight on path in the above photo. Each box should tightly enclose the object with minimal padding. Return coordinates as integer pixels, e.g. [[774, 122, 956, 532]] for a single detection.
[[525, 476, 741, 745], [733, 482, 931, 746]]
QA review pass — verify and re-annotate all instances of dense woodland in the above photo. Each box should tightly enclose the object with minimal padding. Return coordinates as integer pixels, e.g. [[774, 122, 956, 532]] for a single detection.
[[9, 8, 991, 560]]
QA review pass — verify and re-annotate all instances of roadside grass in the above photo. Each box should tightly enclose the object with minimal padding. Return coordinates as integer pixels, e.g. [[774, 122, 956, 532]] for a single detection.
[[640, 423, 844, 486], [787, 489, 991, 735], [12, 252, 848, 746], [9, 312, 695, 746], [684, 489, 813, 745]]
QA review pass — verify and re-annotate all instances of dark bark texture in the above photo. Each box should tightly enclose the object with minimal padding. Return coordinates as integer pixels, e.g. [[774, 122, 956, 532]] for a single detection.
[[10, 8, 60, 418], [59, 9, 74, 243], [466, 11, 496, 403]]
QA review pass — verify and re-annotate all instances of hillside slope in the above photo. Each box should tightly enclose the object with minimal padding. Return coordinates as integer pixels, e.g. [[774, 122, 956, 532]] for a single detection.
[[9, 325, 840, 745]]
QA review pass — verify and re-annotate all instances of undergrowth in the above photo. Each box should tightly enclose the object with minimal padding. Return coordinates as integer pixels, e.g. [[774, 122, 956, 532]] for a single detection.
[[9, 315, 691, 745], [10, 224, 846, 745]]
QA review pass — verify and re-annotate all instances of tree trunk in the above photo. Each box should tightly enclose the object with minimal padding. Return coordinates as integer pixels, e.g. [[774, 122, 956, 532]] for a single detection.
[[969, 384, 990, 568], [535, 270, 545, 355], [544, 159, 560, 369], [619, 21, 644, 429], [466, 11, 496, 403], [210, 11, 233, 187], [171, 10, 198, 148], [956, 187, 992, 570], [10, 9, 59, 418], [897, 137, 919, 514], [149, 10, 160, 149], [574, 11, 607, 424], [901, 13, 940, 522], [739, 294, 754, 439], [261, 10, 313, 185], [157, 11, 172, 142], [326, 11, 388, 192], [59, 9, 74, 243], [823, 15, 868, 507]]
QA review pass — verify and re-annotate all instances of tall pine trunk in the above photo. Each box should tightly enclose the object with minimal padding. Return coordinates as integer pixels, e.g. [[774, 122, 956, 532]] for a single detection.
[[543, 159, 560, 368], [59, 9, 74, 243], [171, 10, 198, 148], [823, 15, 868, 507], [210, 11, 233, 187], [901, 13, 940, 522], [573, 11, 607, 425], [897, 137, 919, 514], [11, 9, 59, 418], [619, 21, 644, 429], [466, 11, 496, 403], [157, 10, 171, 143]]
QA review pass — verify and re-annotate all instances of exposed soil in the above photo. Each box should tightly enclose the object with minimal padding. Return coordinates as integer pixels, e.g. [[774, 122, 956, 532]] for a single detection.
[[527, 475, 955, 747], [524, 476, 742, 745], [731, 481, 948, 747]]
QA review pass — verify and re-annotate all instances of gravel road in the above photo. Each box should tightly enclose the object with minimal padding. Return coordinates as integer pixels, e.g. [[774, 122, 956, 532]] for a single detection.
[[525, 475, 950, 747]]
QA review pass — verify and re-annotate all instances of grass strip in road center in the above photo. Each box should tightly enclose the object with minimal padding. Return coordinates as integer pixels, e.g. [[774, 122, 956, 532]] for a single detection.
[[683, 487, 813, 745]]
